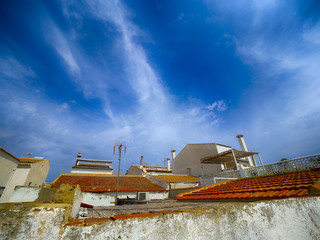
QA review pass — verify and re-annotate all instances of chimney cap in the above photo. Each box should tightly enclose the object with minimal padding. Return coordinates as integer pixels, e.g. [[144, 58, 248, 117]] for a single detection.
[[166, 158, 170, 160], [171, 149, 176, 152], [236, 134, 244, 138]]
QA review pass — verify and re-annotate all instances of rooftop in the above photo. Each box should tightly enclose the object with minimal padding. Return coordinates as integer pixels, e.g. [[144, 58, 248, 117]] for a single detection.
[[51, 173, 166, 192], [176, 167, 320, 201], [72, 159, 113, 170], [150, 175, 199, 183]]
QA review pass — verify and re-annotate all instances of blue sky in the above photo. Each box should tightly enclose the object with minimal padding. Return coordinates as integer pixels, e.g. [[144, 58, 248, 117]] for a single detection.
[[1, 0, 320, 182]]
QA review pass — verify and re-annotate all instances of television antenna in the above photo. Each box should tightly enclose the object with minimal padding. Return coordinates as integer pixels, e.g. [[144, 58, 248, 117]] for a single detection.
[[113, 141, 126, 205]]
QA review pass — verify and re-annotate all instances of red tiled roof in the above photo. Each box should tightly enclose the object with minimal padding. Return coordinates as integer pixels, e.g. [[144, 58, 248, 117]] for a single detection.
[[176, 168, 320, 201], [52, 173, 166, 192]]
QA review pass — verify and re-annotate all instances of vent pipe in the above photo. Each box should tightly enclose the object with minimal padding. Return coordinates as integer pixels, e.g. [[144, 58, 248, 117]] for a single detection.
[[140, 156, 144, 166], [171, 149, 176, 162], [166, 158, 171, 170]]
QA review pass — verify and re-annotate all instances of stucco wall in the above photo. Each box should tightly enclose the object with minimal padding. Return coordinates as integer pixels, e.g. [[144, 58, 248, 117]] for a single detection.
[[9, 186, 41, 203], [64, 197, 320, 240], [1, 197, 319, 239], [0, 204, 71, 240], [0, 151, 19, 188], [82, 192, 115, 207], [172, 144, 224, 176], [127, 166, 143, 175], [0, 167, 30, 203], [113, 191, 168, 200], [26, 160, 50, 187]]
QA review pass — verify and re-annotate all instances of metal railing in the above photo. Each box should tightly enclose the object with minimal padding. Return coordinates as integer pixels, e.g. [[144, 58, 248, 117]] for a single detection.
[[200, 154, 320, 186], [244, 154, 320, 177]]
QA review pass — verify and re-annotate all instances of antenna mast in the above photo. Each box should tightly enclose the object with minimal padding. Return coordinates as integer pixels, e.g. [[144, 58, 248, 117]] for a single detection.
[[113, 141, 126, 205]]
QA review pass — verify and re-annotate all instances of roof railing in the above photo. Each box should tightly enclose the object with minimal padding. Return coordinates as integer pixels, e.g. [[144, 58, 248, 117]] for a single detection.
[[200, 153, 320, 186]]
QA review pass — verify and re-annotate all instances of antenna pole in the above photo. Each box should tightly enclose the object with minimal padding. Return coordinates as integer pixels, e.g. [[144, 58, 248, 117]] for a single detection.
[[114, 143, 126, 205]]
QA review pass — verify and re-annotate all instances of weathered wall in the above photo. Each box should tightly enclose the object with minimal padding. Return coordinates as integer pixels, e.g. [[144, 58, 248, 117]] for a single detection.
[[63, 197, 320, 240], [1, 197, 319, 239], [8, 186, 57, 203], [26, 159, 50, 187], [0, 203, 71, 240], [9, 186, 41, 203], [82, 192, 115, 207], [53, 184, 82, 218]]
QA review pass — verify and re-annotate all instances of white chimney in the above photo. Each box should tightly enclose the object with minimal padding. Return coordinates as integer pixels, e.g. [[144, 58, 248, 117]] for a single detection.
[[140, 156, 144, 166], [236, 134, 254, 166], [166, 158, 171, 170], [171, 149, 176, 162]]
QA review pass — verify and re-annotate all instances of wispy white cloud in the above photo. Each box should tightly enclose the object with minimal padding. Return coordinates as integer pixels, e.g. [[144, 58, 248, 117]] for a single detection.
[[1, 1, 232, 181], [45, 24, 80, 75], [207, 100, 227, 112]]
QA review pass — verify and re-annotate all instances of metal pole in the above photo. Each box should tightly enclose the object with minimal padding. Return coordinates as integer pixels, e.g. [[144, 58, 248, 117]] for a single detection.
[[115, 146, 122, 205], [257, 153, 263, 166], [231, 149, 239, 170]]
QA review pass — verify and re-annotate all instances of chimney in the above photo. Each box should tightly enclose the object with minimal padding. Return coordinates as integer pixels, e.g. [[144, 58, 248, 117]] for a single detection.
[[166, 158, 171, 170], [236, 134, 253, 166], [77, 152, 82, 159], [140, 156, 144, 166], [171, 149, 176, 162]]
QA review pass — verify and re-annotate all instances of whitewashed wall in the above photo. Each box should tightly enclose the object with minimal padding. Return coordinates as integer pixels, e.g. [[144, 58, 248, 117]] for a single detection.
[[1, 197, 319, 239], [82, 192, 115, 207], [8, 186, 40, 203]]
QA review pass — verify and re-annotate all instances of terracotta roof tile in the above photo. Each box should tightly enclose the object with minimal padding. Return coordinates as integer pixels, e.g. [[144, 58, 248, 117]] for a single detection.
[[176, 168, 320, 201], [111, 212, 158, 220], [51, 173, 166, 192], [85, 217, 112, 226]]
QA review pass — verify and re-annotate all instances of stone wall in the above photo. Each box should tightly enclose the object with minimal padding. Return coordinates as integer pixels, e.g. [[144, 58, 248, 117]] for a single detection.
[[0, 197, 319, 239]]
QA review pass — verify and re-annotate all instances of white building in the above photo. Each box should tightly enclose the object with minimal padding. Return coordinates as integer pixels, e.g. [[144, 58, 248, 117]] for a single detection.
[[71, 152, 113, 174], [172, 136, 262, 177], [0, 147, 50, 203]]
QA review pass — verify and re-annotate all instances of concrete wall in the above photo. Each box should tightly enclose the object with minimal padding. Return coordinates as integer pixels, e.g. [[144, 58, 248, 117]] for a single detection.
[[82, 192, 115, 207], [172, 144, 229, 176], [0, 166, 31, 203], [9, 186, 41, 203], [26, 160, 50, 187], [0, 150, 19, 189], [8, 186, 57, 203], [1, 197, 319, 239], [113, 191, 168, 201], [127, 166, 143, 175], [146, 176, 170, 190]]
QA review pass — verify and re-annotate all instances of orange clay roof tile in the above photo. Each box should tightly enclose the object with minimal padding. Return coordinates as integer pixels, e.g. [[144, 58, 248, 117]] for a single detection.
[[51, 173, 166, 192], [176, 168, 320, 201]]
